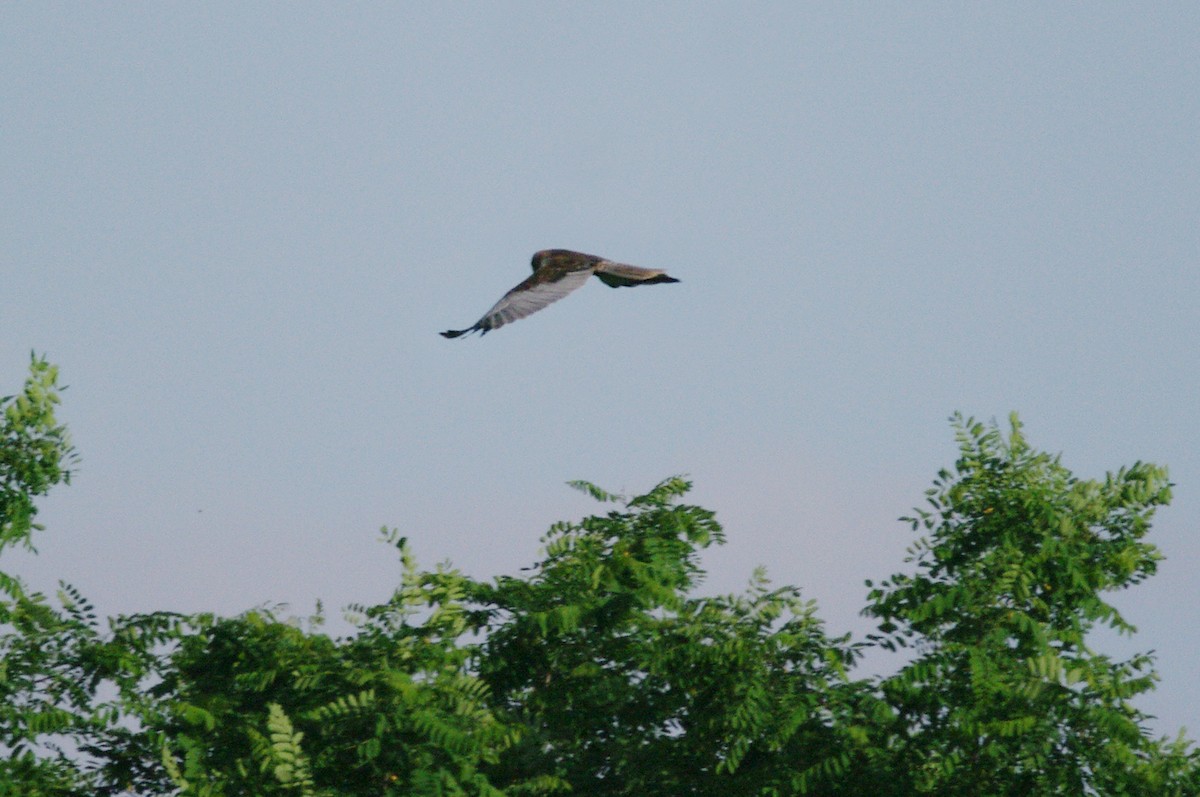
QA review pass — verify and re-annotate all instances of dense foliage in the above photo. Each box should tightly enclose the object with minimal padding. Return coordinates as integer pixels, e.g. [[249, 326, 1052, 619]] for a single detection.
[[1, 357, 1197, 795]]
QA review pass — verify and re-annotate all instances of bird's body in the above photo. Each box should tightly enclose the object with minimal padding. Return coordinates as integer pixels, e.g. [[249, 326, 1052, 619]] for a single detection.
[[440, 249, 679, 338]]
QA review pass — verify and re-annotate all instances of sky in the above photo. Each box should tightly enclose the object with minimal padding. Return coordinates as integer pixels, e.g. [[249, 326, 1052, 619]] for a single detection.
[[2, 4, 1197, 736]]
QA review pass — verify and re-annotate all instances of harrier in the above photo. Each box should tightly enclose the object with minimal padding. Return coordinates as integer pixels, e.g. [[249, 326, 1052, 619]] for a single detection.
[[440, 249, 680, 338]]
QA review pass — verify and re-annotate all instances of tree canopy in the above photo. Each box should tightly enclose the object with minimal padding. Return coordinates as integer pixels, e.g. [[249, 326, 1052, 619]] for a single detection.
[[1, 357, 1196, 795]]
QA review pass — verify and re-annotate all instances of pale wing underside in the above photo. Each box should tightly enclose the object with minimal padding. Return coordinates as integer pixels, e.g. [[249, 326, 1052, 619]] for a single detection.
[[471, 267, 594, 333]]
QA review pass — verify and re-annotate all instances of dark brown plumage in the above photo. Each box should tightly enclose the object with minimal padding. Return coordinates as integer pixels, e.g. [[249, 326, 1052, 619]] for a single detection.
[[440, 249, 679, 338]]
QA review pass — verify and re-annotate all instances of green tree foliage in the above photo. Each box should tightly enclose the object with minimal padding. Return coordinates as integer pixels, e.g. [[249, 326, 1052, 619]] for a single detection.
[[1, 362, 1197, 795], [123, 542, 526, 797], [862, 413, 1197, 795], [0, 354, 77, 554], [0, 355, 98, 796], [471, 477, 866, 796]]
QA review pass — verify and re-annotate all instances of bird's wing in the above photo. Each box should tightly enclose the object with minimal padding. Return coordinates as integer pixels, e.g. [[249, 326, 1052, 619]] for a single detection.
[[593, 260, 680, 288], [440, 266, 595, 337]]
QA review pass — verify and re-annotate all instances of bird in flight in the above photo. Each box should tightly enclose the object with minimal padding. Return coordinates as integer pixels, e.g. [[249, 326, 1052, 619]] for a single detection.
[[440, 249, 680, 338]]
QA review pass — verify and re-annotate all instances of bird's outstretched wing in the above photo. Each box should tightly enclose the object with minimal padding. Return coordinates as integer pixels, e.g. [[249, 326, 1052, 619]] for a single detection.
[[440, 266, 595, 338], [593, 261, 681, 288]]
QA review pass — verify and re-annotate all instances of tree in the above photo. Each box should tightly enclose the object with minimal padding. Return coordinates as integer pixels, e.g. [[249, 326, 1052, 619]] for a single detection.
[[0, 355, 97, 796], [470, 478, 864, 796], [0, 354, 77, 556], [1, 360, 1197, 795], [863, 413, 1199, 795], [116, 541, 529, 796]]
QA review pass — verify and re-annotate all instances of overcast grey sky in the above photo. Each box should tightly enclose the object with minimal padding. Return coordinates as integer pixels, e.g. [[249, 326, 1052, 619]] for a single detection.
[[3, 4, 1197, 736]]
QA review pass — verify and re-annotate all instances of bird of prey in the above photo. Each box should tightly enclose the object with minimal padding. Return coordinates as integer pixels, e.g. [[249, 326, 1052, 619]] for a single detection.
[[440, 249, 680, 338]]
